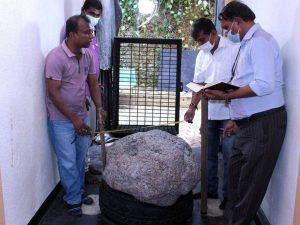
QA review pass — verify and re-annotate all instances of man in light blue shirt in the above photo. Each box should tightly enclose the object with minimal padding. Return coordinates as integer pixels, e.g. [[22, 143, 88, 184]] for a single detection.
[[184, 18, 239, 210], [205, 1, 287, 225]]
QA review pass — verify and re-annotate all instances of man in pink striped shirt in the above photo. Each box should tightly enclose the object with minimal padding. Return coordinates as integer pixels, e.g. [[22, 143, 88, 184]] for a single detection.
[[60, 0, 103, 184], [46, 15, 104, 216]]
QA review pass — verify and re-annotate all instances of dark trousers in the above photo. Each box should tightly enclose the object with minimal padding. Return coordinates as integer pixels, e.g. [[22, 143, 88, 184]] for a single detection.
[[208, 120, 235, 198], [225, 107, 287, 225]]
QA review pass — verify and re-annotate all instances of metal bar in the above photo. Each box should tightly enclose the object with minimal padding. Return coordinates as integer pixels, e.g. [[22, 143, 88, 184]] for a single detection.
[[108, 69, 113, 129], [112, 38, 121, 129], [115, 37, 182, 44], [166, 46, 171, 126], [112, 125, 178, 135], [159, 44, 163, 125], [136, 43, 140, 125], [144, 43, 149, 125], [129, 43, 133, 125], [100, 69, 112, 129], [175, 41, 182, 133], [200, 96, 208, 214], [152, 44, 156, 125]]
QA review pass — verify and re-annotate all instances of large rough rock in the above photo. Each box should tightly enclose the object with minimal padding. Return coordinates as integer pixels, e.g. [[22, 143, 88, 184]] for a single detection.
[[103, 130, 200, 207]]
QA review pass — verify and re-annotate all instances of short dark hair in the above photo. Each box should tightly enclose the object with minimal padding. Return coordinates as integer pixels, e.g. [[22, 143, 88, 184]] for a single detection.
[[191, 18, 216, 40], [66, 15, 90, 37], [219, 1, 256, 22], [82, 0, 102, 11]]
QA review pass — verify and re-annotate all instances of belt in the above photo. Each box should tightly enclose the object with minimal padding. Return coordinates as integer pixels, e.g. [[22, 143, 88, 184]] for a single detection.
[[235, 106, 285, 126]]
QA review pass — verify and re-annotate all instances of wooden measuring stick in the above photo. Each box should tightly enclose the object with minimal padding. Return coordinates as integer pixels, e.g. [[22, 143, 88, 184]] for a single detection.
[[99, 120, 107, 170], [200, 95, 208, 214]]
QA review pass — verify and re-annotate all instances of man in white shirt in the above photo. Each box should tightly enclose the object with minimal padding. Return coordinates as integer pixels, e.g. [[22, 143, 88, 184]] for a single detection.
[[184, 18, 239, 209], [205, 1, 287, 225]]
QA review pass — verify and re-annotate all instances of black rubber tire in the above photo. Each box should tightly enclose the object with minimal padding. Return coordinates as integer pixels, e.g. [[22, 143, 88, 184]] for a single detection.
[[99, 181, 193, 225]]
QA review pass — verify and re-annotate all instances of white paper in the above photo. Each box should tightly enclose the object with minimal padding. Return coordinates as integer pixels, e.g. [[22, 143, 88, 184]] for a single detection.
[[186, 82, 205, 93]]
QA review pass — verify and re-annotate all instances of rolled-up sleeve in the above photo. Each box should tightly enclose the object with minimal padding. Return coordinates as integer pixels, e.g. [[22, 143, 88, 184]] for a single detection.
[[249, 37, 275, 96], [193, 51, 206, 83]]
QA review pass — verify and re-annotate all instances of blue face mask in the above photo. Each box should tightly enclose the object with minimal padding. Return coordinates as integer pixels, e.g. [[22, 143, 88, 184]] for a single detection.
[[227, 22, 240, 43], [228, 31, 240, 43]]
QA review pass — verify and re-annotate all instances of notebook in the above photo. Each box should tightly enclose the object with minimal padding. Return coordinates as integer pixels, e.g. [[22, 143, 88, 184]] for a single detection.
[[186, 82, 239, 93]]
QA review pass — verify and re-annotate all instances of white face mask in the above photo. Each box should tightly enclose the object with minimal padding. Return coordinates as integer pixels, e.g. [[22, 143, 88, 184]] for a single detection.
[[200, 34, 214, 52], [86, 14, 100, 27]]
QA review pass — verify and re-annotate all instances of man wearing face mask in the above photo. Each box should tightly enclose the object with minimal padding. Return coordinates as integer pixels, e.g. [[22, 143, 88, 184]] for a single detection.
[[60, 0, 103, 184], [205, 1, 287, 225], [184, 18, 239, 210]]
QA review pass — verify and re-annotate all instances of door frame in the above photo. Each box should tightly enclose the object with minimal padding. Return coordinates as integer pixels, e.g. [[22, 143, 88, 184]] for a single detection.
[[0, 170, 5, 225], [293, 163, 300, 225]]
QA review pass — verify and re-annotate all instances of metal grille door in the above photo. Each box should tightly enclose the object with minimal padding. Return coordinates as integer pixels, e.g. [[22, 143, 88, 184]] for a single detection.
[[112, 37, 182, 135]]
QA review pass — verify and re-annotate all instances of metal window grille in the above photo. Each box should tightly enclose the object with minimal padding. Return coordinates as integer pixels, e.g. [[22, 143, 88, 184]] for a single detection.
[[111, 37, 182, 135]]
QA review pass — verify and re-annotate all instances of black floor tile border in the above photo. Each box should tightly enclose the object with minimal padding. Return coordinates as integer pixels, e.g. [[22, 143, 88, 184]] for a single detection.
[[254, 208, 271, 225], [28, 183, 62, 225], [28, 183, 271, 225]]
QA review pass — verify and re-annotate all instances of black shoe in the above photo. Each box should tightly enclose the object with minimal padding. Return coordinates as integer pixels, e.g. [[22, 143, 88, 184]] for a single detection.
[[193, 192, 218, 199], [67, 203, 82, 217], [85, 171, 100, 185], [88, 165, 102, 175], [82, 194, 94, 205], [219, 197, 228, 210]]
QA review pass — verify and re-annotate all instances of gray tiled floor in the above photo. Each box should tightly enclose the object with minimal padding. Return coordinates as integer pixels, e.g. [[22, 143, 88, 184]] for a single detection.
[[38, 183, 224, 225]]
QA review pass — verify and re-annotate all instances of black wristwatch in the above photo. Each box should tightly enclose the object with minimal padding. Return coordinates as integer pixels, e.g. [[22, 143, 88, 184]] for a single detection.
[[189, 103, 198, 110]]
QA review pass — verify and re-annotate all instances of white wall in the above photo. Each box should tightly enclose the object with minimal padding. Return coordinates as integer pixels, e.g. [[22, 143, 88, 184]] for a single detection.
[[242, 1, 300, 225], [0, 1, 82, 224]]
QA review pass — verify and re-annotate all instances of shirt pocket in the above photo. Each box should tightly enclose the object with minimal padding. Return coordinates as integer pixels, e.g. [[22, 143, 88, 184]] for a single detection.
[[234, 53, 253, 84], [63, 61, 78, 82]]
